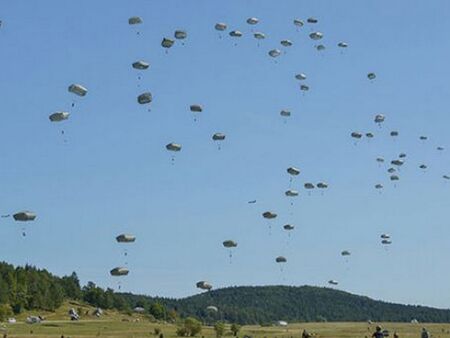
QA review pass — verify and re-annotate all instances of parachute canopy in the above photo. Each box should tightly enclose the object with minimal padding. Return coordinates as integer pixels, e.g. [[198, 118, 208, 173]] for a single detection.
[[287, 167, 300, 176], [190, 104, 203, 113], [110, 267, 129, 276], [116, 234, 136, 243], [215, 23, 227, 31], [166, 143, 182, 152], [328, 280, 338, 285], [293, 19, 304, 27], [276, 256, 287, 263], [317, 182, 328, 189], [254, 32, 266, 40], [68, 84, 87, 97], [132, 60, 150, 70], [307, 17, 318, 24], [280, 39, 293, 47], [49, 112, 69, 122], [196, 281, 212, 290], [262, 211, 277, 219], [161, 38, 174, 48], [351, 132, 362, 139], [374, 114, 385, 124], [309, 32, 323, 40], [341, 250, 351, 256], [212, 133, 226, 141], [137, 92, 152, 104], [13, 211, 36, 221], [338, 42, 348, 48], [280, 109, 291, 117], [229, 30, 243, 37], [128, 17, 143, 25], [269, 49, 281, 58], [223, 240, 237, 248], [367, 73, 376, 80], [285, 189, 299, 197], [206, 306, 218, 313], [174, 30, 187, 39], [246, 17, 259, 25], [283, 224, 295, 231], [390, 131, 399, 137], [295, 73, 307, 81], [304, 183, 315, 189]]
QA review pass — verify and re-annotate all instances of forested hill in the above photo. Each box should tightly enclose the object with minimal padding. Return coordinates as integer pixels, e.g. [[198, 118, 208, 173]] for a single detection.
[[0, 262, 449, 324], [122, 286, 450, 324]]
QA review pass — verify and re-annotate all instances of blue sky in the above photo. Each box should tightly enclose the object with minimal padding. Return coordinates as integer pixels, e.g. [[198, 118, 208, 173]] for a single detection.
[[1, 0, 450, 308]]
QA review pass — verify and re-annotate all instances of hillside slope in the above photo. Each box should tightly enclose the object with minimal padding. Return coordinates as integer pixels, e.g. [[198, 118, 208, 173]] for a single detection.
[[122, 286, 450, 324]]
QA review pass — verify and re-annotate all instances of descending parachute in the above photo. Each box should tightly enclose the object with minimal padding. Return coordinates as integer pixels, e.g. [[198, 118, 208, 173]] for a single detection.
[[300, 84, 310, 92], [351, 132, 362, 139], [166, 143, 182, 152], [381, 234, 390, 240], [196, 281, 212, 291], [254, 32, 266, 40], [206, 306, 218, 313], [161, 38, 175, 51], [128, 17, 143, 25], [316, 44, 326, 51], [375, 184, 383, 190], [68, 84, 87, 97], [419, 136, 428, 141], [390, 175, 399, 181], [309, 32, 323, 40], [13, 211, 36, 222], [212, 133, 226, 150], [387, 168, 396, 174], [137, 92, 152, 105], [285, 189, 299, 197], [110, 267, 129, 276], [223, 240, 237, 263], [366, 132, 374, 139], [338, 42, 348, 48], [295, 73, 307, 81], [390, 131, 399, 137], [443, 175, 450, 180], [246, 17, 259, 25], [49, 112, 69, 122], [293, 19, 304, 28], [307, 17, 318, 24], [262, 211, 277, 219], [381, 239, 392, 245], [215, 23, 227, 31], [283, 224, 295, 231], [399, 153, 407, 158], [280, 109, 291, 118], [190, 104, 203, 113], [419, 164, 427, 170], [437, 146, 444, 151], [116, 234, 136, 243], [229, 30, 243, 38], [367, 73, 376, 80], [280, 39, 293, 47], [374, 114, 385, 124], [132, 60, 149, 70], [391, 159, 404, 167], [317, 182, 328, 189], [174, 30, 187, 40], [328, 280, 339, 285], [304, 183, 315, 190], [341, 250, 351, 256], [276, 256, 287, 263], [269, 49, 281, 58], [287, 167, 300, 176], [376, 157, 385, 163]]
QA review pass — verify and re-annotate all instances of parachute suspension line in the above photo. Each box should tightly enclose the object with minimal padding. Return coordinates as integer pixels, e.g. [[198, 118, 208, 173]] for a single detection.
[[171, 155, 176, 166], [228, 250, 232, 264]]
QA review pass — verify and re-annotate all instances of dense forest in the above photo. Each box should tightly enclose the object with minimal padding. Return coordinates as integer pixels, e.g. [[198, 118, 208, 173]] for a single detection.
[[0, 262, 449, 324]]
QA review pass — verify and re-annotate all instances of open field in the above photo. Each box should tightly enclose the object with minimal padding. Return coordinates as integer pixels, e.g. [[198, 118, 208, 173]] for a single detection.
[[3, 320, 450, 338]]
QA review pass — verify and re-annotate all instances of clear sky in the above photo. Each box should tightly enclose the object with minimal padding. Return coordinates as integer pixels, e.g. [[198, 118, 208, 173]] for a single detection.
[[1, 0, 450, 308]]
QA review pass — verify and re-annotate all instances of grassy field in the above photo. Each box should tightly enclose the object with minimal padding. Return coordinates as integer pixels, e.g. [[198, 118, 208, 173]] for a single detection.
[[2, 303, 450, 338]]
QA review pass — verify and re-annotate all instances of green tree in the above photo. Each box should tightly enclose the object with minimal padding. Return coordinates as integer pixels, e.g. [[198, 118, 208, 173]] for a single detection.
[[214, 322, 225, 337], [149, 302, 166, 320], [230, 324, 241, 336], [0, 304, 12, 321], [177, 317, 202, 336]]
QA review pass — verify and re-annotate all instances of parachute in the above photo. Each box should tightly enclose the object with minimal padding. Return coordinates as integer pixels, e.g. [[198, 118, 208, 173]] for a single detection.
[[229, 30, 243, 37], [137, 92, 152, 105], [309, 32, 323, 40], [190, 104, 203, 113], [374, 114, 385, 124], [381, 239, 392, 245], [419, 136, 428, 141], [215, 23, 227, 31], [367, 73, 376, 80], [376, 157, 385, 163], [49, 112, 69, 122], [276, 256, 287, 263], [295, 73, 307, 81], [254, 32, 266, 40], [304, 183, 315, 189], [116, 234, 136, 243], [399, 153, 407, 158], [387, 168, 396, 173], [161, 38, 175, 49], [132, 60, 150, 70], [223, 240, 237, 248], [317, 182, 328, 189], [337, 42, 348, 48], [300, 84, 310, 91], [285, 189, 299, 197], [283, 224, 295, 231], [390, 131, 399, 137], [381, 234, 390, 239], [246, 17, 259, 25], [68, 84, 87, 97], [390, 175, 400, 181], [280, 109, 291, 117], [293, 19, 304, 27], [419, 164, 427, 170], [375, 184, 383, 190], [166, 143, 182, 152], [13, 211, 36, 222], [316, 44, 326, 51], [443, 175, 450, 180], [212, 133, 226, 141], [262, 211, 277, 219], [196, 281, 212, 290], [174, 30, 187, 40], [391, 159, 404, 166], [437, 146, 444, 151], [206, 306, 218, 313], [328, 280, 339, 285], [341, 250, 351, 256], [269, 49, 281, 58], [351, 132, 362, 139], [110, 267, 129, 276], [280, 39, 293, 47], [287, 167, 300, 176], [366, 132, 374, 138], [128, 17, 143, 25], [307, 17, 318, 24]]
